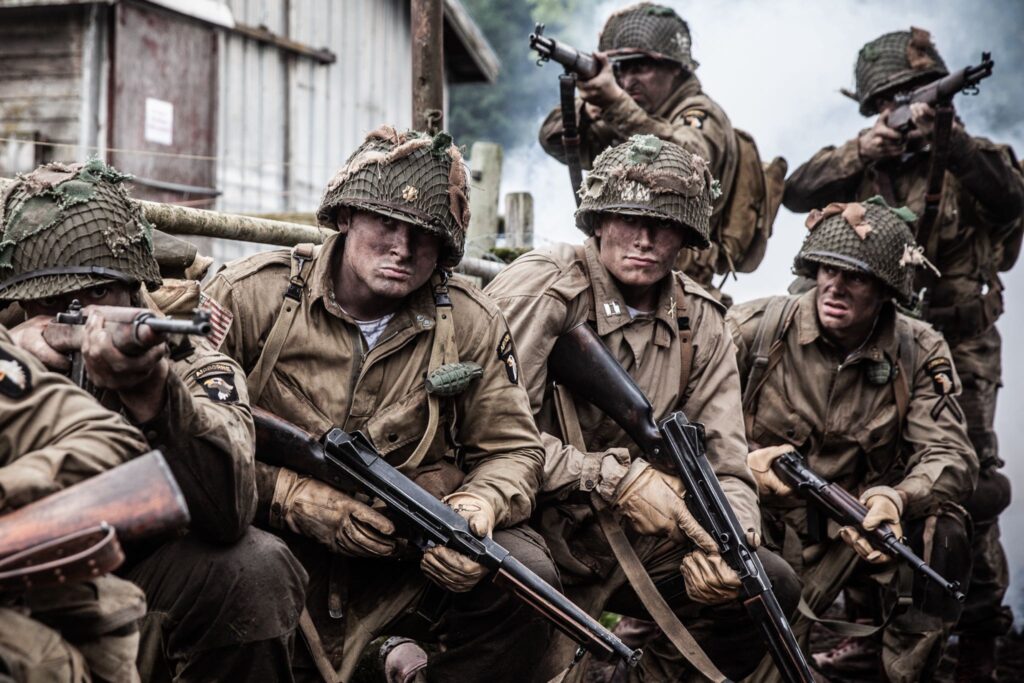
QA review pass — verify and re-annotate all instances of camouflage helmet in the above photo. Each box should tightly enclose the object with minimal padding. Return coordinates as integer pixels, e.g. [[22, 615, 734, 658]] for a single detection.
[[576, 135, 718, 248], [793, 196, 928, 305], [316, 126, 469, 268], [853, 28, 948, 116], [0, 159, 161, 302], [598, 2, 698, 72]]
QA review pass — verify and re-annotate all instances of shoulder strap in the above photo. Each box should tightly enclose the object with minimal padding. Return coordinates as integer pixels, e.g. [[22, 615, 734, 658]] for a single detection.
[[673, 275, 693, 404], [246, 243, 316, 405], [741, 297, 799, 432], [892, 321, 918, 427]]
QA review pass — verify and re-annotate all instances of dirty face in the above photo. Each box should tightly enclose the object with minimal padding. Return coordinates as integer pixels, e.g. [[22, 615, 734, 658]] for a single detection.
[[595, 213, 685, 310], [334, 209, 440, 319], [614, 57, 685, 113], [815, 264, 885, 350], [23, 282, 134, 318]]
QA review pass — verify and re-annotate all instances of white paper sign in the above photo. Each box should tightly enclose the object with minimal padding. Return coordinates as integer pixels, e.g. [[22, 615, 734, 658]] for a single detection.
[[144, 97, 174, 146]]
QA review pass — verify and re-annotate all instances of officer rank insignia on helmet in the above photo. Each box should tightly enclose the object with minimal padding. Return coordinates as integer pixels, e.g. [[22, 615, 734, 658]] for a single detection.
[[496, 331, 519, 385], [925, 357, 964, 423], [0, 350, 30, 398], [191, 363, 239, 403]]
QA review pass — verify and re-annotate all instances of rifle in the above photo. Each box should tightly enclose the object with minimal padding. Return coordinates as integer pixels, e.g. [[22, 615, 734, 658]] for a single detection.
[[549, 323, 813, 683], [885, 52, 994, 134], [45, 301, 212, 387], [0, 451, 190, 592], [530, 23, 596, 206], [252, 408, 641, 668], [771, 451, 965, 601]]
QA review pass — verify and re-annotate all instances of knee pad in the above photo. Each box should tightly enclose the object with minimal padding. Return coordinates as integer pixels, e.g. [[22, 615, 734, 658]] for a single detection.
[[965, 468, 1011, 524], [906, 505, 971, 622]]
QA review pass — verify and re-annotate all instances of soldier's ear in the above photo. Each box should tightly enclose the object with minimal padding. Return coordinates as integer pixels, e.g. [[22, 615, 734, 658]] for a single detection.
[[335, 207, 352, 234]]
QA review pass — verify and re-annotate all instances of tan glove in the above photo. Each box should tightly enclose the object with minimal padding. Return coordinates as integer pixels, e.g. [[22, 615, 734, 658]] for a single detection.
[[838, 485, 904, 564], [680, 551, 742, 604], [746, 445, 796, 497], [613, 461, 716, 552], [272, 468, 397, 557], [420, 492, 493, 592]]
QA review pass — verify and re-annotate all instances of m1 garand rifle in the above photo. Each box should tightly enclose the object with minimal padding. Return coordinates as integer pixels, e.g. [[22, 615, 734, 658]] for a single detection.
[[45, 301, 212, 388], [252, 408, 642, 669], [885, 52, 994, 134], [529, 23, 600, 205], [549, 323, 814, 683], [0, 451, 190, 593], [770, 451, 965, 602]]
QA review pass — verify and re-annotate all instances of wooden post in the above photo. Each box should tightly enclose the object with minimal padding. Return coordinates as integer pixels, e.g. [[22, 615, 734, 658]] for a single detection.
[[504, 192, 534, 249], [411, 0, 444, 134], [467, 141, 502, 255]]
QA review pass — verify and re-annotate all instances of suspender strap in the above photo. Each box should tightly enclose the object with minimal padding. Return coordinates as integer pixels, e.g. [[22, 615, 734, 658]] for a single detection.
[[673, 276, 694, 403], [559, 74, 584, 206], [247, 243, 317, 404], [394, 274, 458, 473], [741, 297, 799, 434]]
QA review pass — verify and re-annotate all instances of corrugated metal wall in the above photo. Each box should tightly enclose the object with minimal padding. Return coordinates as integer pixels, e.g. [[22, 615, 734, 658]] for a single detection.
[[216, 0, 412, 216]]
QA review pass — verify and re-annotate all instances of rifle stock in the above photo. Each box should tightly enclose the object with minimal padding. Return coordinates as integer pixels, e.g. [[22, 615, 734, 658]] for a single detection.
[[772, 451, 965, 601], [550, 322, 813, 683], [252, 408, 641, 667], [0, 451, 190, 560]]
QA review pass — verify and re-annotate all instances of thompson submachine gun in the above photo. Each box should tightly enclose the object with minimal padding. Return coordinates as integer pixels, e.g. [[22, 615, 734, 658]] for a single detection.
[[549, 322, 814, 683], [771, 451, 965, 601], [253, 408, 642, 669]]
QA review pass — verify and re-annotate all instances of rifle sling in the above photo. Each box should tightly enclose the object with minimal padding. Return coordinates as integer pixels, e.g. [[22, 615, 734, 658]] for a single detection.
[[298, 607, 339, 683], [552, 385, 727, 682], [0, 525, 124, 594], [559, 74, 584, 206], [915, 103, 956, 303]]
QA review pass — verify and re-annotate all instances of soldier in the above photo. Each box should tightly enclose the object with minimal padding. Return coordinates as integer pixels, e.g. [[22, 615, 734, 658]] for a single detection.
[[0, 323, 150, 681], [783, 28, 1024, 681], [538, 2, 784, 296], [201, 126, 557, 681], [485, 135, 800, 682], [0, 160, 307, 682], [727, 199, 978, 682]]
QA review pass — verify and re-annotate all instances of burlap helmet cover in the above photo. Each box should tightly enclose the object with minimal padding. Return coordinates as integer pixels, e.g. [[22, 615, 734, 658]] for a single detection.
[[794, 196, 924, 304], [0, 159, 161, 302], [598, 2, 698, 72], [854, 27, 949, 116], [316, 126, 470, 268], [576, 134, 717, 248]]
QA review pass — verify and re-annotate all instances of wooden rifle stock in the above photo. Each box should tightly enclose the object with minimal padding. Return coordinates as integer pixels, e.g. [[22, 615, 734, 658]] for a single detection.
[[0, 451, 190, 560]]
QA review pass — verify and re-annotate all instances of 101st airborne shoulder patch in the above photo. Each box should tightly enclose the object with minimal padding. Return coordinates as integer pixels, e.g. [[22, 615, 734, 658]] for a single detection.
[[496, 331, 519, 385], [682, 108, 707, 129], [190, 362, 239, 403], [926, 357, 964, 423], [0, 348, 30, 398]]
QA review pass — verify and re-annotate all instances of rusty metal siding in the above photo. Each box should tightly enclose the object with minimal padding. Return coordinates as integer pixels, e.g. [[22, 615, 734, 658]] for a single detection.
[[0, 5, 85, 174], [215, 0, 412, 217]]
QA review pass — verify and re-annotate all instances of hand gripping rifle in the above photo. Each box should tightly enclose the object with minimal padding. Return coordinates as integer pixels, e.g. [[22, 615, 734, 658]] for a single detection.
[[252, 408, 641, 668], [530, 23, 599, 206], [770, 451, 965, 601], [0, 451, 190, 593], [45, 301, 212, 388], [885, 52, 994, 134], [549, 323, 813, 683]]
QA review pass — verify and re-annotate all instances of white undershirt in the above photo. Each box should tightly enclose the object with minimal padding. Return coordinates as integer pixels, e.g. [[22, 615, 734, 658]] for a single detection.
[[353, 313, 395, 348]]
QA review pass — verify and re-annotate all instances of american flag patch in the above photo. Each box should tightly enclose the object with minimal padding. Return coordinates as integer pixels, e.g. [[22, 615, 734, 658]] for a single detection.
[[198, 292, 233, 350]]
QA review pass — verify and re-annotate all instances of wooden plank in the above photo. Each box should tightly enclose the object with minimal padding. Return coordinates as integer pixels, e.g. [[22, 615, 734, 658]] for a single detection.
[[504, 192, 534, 249], [467, 141, 502, 254]]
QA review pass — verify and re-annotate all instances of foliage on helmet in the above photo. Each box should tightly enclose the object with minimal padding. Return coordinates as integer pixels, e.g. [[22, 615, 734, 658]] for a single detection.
[[0, 159, 161, 301], [794, 196, 930, 304], [598, 2, 698, 72], [576, 134, 715, 248], [316, 126, 469, 268]]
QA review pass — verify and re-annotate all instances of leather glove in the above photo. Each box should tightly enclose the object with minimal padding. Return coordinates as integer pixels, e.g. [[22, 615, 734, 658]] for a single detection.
[[838, 485, 904, 564], [613, 461, 716, 552], [272, 468, 397, 557], [680, 551, 742, 605], [420, 492, 493, 592], [747, 445, 796, 497]]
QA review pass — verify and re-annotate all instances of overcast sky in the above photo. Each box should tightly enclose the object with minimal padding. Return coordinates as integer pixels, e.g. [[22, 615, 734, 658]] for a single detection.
[[500, 0, 1024, 623]]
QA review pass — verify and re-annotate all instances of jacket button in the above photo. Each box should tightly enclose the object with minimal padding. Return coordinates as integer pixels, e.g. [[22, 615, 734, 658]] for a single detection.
[[145, 430, 159, 442], [387, 433, 399, 443], [583, 479, 595, 491], [786, 428, 796, 438]]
